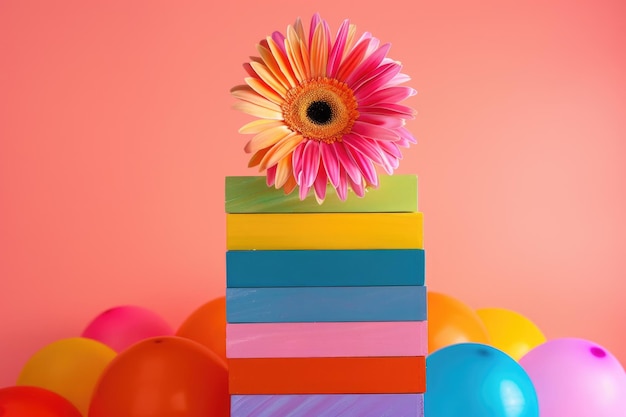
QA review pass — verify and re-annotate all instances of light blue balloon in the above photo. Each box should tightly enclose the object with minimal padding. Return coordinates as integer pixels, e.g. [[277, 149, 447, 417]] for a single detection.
[[425, 343, 539, 417]]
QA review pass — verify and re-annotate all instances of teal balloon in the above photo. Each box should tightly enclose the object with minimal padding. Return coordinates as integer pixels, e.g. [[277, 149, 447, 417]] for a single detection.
[[425, 343, 539, 417]]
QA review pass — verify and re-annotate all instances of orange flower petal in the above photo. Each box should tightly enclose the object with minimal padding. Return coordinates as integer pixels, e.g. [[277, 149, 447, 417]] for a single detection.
[[245, 125, 293, 154], [257, 44, 291, 90], [283, 174, 298, 194], [245, 77, 284, 105], [250, 61, 288, 98], [274, 155, 293, 188], [267, 37, 298, 88], [285, 25, 308, 82], [294, 17, 307, 48], [343, 24, 358, 59], [310, 23, 328, 78], [233, 101, 283, 120], [231, 86, 282, 112], [248, 147, 270, 167], [260, 133, 304, 170], [239, 119, 285, 134]]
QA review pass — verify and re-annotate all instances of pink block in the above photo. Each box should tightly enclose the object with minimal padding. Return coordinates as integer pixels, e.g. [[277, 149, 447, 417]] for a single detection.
[[226, 321, 427, 358]]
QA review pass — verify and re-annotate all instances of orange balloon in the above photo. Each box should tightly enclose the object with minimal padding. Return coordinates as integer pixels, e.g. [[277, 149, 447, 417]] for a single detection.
[[88, 336, 229, 417], [176, 296, 226, 365], [428, 291, 490, 353]]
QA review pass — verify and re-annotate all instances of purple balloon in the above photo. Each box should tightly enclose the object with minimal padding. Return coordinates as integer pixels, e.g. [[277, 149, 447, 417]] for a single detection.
[[519, 338, 626, 417], [82, 305, 174, 352]]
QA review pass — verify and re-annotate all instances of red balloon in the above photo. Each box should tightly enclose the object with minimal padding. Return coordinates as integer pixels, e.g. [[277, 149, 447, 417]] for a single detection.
[[0, 385, 82, 417], [89, 336, 229, 417]]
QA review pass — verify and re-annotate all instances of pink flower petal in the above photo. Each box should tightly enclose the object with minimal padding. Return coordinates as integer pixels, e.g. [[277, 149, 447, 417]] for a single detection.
[[300, 140, 321, 187], [351, 120, 399, 141], [342, 134, 384, 165], [292, 141, 306, 180], [299, 182, 311, 200], [396, 137, 412, 148], [377, 139, 403, 159], [363, 34, 379, 55], [344, 144, 379, 186], [271, 31, 287, 54], [375, 144, 400, 174], [335, 38, 371, 82], [309, 13, 321, 46], [266, 165, 277, 186], [353, 63, 402, 99], [357, 112, 405, 129], [360, 103, 416, 119], [348, 175, 366, 197], [334, 141, 362, 184], [320, 141, 340, 187], [313, 166, 328, 204], [398, 126, 418, 144], [327, 19, 350, 78], [346, 62, 387, 93], [336, 168, 349, 201], [383, 72, 411, 88], [379, 149, 400, 173], [358, 86, 416, 107], [345, 43, 391, 87]]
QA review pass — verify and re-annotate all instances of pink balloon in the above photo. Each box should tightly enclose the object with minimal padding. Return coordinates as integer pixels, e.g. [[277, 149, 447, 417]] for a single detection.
[[519, 338, 626, 417], [82, 305, 174, 352]]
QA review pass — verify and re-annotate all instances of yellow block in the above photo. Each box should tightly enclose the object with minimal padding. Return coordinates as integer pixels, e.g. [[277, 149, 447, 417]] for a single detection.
[[226, 213, 423, 250]]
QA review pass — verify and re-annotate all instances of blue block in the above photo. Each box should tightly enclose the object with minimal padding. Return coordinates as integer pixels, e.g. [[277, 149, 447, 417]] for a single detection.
[[226, 286, 427, 323], [231, 394, 424, 417], [226, 249, 425, 287]]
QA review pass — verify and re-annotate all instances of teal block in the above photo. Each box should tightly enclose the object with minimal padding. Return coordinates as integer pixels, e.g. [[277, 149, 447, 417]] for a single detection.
[[226, 249, 425, 287]]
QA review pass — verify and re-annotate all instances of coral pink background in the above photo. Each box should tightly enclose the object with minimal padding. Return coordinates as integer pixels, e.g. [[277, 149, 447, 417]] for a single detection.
[[1, 0, 625, 388]]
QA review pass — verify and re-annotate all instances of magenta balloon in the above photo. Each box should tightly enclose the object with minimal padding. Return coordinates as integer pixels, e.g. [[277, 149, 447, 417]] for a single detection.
[[82, 305, 174, 352], [519, 338, 626, 417]]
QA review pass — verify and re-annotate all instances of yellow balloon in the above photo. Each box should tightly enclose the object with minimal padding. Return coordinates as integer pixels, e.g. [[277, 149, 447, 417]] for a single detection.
[[17, 337, 116, 416], [476, 307, 546, 361]]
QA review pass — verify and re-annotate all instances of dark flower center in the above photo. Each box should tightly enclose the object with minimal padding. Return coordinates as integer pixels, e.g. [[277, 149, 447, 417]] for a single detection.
[[306, 101, 333, 125], [282, 77, 359, 143]]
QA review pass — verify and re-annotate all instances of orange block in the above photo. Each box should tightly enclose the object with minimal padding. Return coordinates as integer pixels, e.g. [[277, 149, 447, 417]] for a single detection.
[[228, 356, 425, 394]]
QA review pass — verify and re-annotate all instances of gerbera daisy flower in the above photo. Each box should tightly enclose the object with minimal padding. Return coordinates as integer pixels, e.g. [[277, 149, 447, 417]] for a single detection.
[[231, 13, 417, 202]]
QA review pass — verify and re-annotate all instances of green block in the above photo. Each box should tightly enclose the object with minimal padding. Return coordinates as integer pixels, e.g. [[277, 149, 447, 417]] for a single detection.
[[225, 175, 418, 213]]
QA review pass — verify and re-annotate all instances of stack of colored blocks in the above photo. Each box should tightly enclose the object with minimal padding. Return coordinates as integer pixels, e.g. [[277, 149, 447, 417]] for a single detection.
[[225, 175, 427, 417]]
